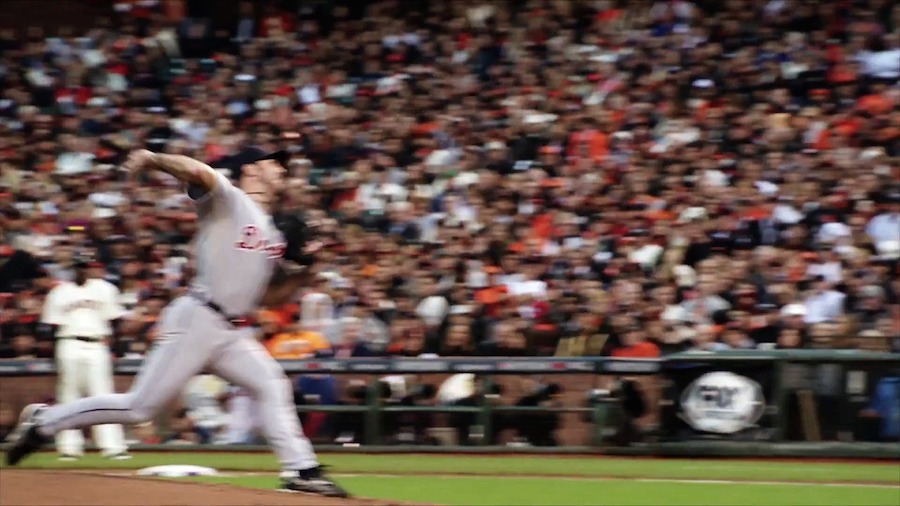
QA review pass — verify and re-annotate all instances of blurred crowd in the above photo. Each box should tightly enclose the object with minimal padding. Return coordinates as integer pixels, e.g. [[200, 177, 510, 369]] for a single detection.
[[1, 0, 899, 362]]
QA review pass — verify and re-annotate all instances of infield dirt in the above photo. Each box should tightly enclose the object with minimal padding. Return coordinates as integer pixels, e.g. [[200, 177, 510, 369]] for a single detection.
[[0, 470, 409, 506]]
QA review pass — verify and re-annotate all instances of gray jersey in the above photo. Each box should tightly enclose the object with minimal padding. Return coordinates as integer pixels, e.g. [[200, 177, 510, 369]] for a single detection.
[[190, 172, 286, 315]]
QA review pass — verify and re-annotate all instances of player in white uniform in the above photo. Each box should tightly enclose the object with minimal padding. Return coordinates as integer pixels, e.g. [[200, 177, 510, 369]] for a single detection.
[[41, 256, 129, 460], [7, 148, 348, 498]]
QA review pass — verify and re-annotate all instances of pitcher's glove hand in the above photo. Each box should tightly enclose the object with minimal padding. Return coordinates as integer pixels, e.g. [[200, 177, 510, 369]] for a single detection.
[[275, 213, 316, 266]]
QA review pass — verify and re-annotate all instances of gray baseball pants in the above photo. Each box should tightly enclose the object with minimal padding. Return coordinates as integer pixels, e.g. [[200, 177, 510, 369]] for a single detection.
[[37, 296, 318, 470]]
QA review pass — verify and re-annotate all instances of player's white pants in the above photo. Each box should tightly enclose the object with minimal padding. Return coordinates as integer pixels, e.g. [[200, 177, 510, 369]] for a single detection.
[[54, 339, 127, 456], [38, 296, 318, 470]]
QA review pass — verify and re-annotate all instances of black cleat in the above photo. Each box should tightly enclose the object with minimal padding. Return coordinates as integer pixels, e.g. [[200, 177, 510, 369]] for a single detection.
[[280, 466, 350, 498], [6, 404, 50, 466]]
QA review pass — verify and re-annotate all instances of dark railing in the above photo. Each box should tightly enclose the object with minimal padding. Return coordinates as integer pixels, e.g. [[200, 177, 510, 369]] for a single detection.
[[1, 352, 897, 456]]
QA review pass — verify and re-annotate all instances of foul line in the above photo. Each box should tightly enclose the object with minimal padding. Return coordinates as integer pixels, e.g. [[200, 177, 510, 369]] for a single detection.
[[97, 471, 900, 489]]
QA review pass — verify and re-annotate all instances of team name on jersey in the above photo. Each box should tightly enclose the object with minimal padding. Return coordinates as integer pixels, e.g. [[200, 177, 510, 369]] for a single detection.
[[236, 224, 286, 259], [63, 299, 102, 313]]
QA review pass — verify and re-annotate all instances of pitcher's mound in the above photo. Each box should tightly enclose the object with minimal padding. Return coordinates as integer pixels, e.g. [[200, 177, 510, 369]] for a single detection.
[[0, 470, 396, 506]]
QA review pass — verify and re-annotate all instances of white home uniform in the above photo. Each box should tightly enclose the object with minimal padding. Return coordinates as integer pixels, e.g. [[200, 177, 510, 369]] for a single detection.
[[36, 172, 319, 471], [41, 278, 128, 457]]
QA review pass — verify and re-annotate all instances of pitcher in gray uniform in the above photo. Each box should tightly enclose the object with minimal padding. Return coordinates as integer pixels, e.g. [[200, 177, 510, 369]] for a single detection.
[[6, 148, 348, 498]]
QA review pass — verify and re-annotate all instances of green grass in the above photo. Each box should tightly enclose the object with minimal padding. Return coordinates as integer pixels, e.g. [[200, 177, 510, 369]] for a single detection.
[[188, 475, 900, 506], [4, 452, 899, 484], [3, 452, 898, 505]]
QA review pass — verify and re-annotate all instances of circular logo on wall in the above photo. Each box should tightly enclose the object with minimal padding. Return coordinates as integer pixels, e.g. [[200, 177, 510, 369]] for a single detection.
[[679, 371, 766, 434]]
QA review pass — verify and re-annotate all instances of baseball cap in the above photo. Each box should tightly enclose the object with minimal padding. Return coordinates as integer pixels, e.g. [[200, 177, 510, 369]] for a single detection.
[[220, 147, 290, 181]]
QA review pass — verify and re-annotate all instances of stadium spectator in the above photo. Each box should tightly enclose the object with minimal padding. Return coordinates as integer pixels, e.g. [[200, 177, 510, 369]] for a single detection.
[[0, 0, 897, 362]]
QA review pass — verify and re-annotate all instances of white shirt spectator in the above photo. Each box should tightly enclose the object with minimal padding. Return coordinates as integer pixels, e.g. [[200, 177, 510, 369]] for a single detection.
[[16, 233, 56, 259], [562, 236, 584, 250], [171, 119, 209, 145], [540, 240, 561, 257], [866, 212, 900, 246], [857, 49, 900, 79], [416, 214, 443, 243], [803, 120, 828, 145], [37, 200, 58, 215], [876, 240, 900, 260], [89, 191, 127, 208], [326, 82, 356, 101], [507, 279, 547, 299], [355, 182, 389, 212], [681, 295, 731, 321], [804, 289, 845, 324], [629, 243, 664, 269], [652, 124, 702, 153], [56, 152, 94, 175], [437, 374, 476, 404], [300, 291, 335, 338], [466, 262, 489, 289], [781, 303, 806, 318], [497, 273, 525, 289], [518, 200, 536, 215], [661, 304, 690, 323], [679, 206, 708, 223], [417, 295, 449, 327], [298, 84, 320, 105], [376, 75, 405, 95], [182, 375, 229, 435], [226, 101, 250, 116], [383, 32, 421, 48], [773, 203, 804, 224], [816, 222, 852, 244], [755, 180, 779, 197], [445, 196, 477, 227], [806, 261, 842, 284]]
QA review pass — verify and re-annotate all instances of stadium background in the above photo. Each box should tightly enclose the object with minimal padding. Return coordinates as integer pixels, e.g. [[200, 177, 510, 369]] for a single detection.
[[0, 0, 898, 504]]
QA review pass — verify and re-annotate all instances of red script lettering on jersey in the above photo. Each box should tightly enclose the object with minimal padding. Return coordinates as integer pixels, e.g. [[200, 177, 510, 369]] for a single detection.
[[236, 225, 286, 259]]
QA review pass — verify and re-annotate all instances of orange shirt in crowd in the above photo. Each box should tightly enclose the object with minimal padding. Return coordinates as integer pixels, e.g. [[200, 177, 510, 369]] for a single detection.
[[258, 305, 300, 329], [413, 122, 438, 136], [611, 341, 661, 358], [858, 94, 891, 116], [567, 130, 608, 161], [531, 213, 555, 240], [742, 206, 771, 221], [266, 330, 331, 359]]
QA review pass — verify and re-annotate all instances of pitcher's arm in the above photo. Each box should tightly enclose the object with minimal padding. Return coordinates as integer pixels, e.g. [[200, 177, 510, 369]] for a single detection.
[[149, 153, 220, 192], [123, 150, 219, 193]]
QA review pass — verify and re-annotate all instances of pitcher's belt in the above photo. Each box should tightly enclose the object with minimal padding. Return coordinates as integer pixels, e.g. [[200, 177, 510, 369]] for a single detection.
[[189, 292, 256, 327]]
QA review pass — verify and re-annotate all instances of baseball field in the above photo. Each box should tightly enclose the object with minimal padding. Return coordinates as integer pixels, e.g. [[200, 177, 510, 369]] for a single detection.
[[0, 452, 898, 505]]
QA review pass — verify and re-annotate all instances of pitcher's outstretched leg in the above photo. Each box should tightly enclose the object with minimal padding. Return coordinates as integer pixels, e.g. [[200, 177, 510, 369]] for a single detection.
[[211, 336, 349, 498]]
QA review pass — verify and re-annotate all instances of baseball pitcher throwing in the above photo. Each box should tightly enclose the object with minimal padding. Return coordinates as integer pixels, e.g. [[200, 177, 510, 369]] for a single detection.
[[6, 148, 348, 497]]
